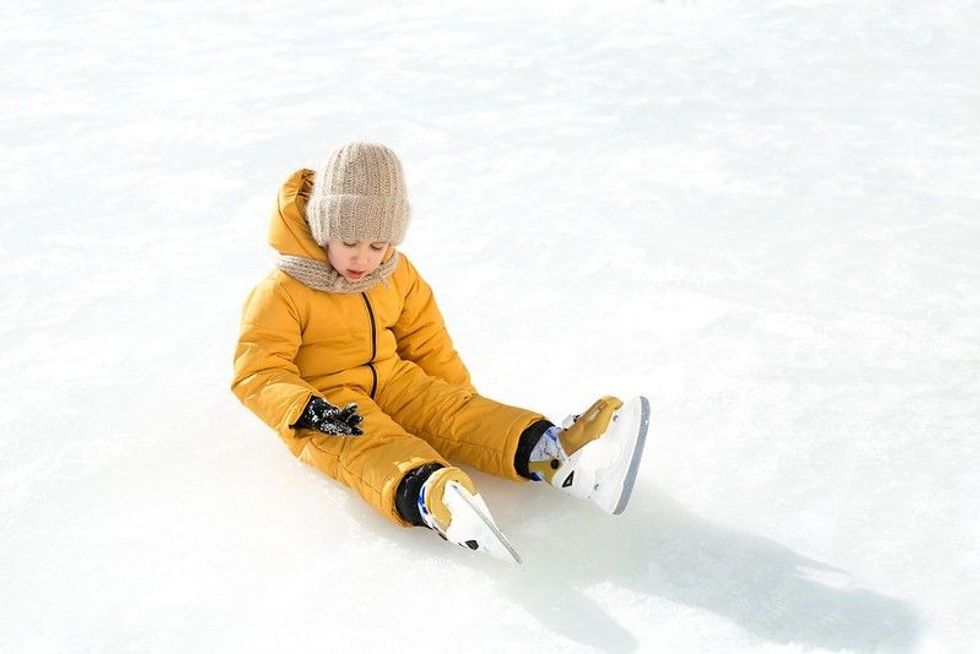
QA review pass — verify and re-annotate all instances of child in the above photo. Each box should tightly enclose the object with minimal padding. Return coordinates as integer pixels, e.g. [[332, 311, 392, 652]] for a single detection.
[[231, 142, 649, 562]]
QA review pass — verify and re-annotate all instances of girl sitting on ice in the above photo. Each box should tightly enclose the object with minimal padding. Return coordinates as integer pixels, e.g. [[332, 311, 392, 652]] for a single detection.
[[231, 142, 649, 562]]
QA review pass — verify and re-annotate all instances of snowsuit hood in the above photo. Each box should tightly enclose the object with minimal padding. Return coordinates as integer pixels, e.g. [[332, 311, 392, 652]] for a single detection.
[[268, 168, 326, 260]]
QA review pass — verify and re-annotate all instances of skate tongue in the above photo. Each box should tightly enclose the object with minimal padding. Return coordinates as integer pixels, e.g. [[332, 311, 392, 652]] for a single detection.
[[591, 395, 650, 515], [442, 481, 521, 564]]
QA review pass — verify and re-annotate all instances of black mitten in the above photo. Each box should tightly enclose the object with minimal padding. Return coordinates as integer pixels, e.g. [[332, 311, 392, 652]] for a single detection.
[[293, 396, 364, 436]]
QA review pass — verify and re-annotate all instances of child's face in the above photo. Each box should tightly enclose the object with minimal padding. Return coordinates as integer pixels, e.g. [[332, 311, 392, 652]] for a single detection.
[[326, 239, 390, 282]]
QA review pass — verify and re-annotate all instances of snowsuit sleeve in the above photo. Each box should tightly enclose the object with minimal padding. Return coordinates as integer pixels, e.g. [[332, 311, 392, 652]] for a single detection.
[[231, 277, 317, 438], [393, 257, 476, 393]]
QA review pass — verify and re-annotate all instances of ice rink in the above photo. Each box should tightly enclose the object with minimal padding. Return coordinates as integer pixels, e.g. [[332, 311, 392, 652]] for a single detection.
[[1, 1, 977, 651]]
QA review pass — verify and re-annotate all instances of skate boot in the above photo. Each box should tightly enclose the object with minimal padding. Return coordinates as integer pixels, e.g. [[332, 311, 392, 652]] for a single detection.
[[529, 396, 650, 515], [419, 467, 521, 563]]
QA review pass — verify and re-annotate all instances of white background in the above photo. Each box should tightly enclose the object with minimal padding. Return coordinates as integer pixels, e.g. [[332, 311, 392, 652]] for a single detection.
[[1, 1, 978, 652]]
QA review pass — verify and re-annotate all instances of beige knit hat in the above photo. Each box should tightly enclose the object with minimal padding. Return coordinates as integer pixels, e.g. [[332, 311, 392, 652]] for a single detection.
[[305, 142, 411, 246]]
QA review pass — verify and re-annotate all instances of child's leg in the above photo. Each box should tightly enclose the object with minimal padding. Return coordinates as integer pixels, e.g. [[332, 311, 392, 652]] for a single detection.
[[283, 385, 449, 526], [375, 359, 549, 481], [378, 363, 650, 516]]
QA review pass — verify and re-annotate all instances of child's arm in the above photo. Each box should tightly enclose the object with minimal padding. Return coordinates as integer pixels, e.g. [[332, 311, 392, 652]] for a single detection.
[[231, 277, 320, 438], [393, 256, 476, 393]]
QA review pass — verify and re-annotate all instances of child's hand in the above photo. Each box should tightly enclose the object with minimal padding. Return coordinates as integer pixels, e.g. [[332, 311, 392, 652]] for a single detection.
[[295, 396, 364, 436], [332, 402, 364, 435]]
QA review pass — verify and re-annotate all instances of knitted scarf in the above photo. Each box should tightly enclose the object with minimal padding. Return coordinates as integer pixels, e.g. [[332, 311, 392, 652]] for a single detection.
[[276, 250, 400, 294]]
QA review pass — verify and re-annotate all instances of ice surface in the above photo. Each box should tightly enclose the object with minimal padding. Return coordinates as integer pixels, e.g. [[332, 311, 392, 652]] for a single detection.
[[1, 1, 978, 652]]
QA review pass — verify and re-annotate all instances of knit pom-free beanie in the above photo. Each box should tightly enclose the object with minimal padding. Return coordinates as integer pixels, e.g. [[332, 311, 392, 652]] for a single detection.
[[305, 142, 411, 246]]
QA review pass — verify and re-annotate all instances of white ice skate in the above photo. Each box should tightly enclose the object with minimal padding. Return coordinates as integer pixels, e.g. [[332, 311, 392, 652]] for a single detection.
[[532, 396, 650, 515], [419, 467, 521, 564]]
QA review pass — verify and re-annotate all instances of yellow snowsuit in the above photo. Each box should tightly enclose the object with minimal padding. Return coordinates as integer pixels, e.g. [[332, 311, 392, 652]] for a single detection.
[[231, 169, 544, 526]]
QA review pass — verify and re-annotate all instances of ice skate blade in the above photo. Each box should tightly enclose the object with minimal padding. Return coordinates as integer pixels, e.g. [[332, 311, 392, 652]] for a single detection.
[[444, 483, 522, 564]]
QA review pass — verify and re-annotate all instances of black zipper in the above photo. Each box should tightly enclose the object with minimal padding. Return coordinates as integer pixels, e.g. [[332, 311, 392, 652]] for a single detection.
[[360, 292, 378, 398]]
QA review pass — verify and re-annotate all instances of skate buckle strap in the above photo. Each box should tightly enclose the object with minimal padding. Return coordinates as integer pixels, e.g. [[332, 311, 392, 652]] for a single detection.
[[559, 396, 623, 457]]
